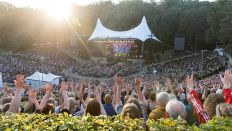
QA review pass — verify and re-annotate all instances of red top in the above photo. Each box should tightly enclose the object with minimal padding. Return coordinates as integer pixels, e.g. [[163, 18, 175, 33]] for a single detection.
[[223, 88, 232, 104]]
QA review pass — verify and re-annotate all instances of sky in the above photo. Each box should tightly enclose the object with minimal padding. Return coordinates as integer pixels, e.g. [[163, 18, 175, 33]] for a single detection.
[[1, 0, 215, 8]]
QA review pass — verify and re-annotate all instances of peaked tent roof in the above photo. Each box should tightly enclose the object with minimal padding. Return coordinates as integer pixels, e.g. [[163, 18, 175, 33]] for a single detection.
[[26, 71, 61, 82], [46, 73, 61, 82], [88, 16, 161, 42]]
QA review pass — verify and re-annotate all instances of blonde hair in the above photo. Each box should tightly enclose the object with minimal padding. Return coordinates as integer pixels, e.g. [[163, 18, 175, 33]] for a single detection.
[[203, 93, 224, 118], [122, 103, 140, 119], [125, 97, 143, 118], [104, 94, 112, 104]]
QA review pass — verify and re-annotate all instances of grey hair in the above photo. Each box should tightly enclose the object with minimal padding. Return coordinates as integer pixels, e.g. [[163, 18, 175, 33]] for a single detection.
[[216, 103, 232, 117], [156, 92, 169, 107], [166, 99, 186, 120]]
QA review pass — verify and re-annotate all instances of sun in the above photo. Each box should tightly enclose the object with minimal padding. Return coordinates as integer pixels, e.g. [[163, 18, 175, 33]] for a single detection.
[[43, 1, 71, 21]]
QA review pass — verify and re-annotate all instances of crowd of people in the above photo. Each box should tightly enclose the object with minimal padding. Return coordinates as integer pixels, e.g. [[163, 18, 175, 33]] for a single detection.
[[0, 45, 75, 83], [72, 62, 122, 78], [72, 61, 142, 78], [1, 69, 232, 127], [117, 62, 142, 77], [0, 46, 232, 129], [146, 54, 223, 83]]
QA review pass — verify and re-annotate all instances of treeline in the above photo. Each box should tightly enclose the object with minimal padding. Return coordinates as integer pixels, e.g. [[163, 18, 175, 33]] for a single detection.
[[0, 0, 231, 51]]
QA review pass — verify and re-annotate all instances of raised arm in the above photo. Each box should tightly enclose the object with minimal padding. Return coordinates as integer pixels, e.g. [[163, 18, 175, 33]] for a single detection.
[[60, 82, 69, 110], [96, 87, 106, 115], [220, 70, 232, 104], [113, 76, 123, 114], [186, 73, 210, 124], [39, 83, 53, 111], [8, 74, 25, 113], [201, 86, 208, 100], [134, 78, 145, 103], [125, 84, 132, 97], [77, 84, 85, 110], [112, 85, 117, 105], [153, 80, 161, 95], [29, 89, 40, 111], [166, 78, 176, 97]]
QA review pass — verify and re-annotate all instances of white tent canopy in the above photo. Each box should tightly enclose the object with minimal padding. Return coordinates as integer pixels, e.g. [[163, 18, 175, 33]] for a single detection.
[[25, 71, 61, 87], [88, 16, 161, 42]]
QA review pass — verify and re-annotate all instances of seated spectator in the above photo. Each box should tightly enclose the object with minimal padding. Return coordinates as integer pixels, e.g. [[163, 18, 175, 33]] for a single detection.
[[216, 103, 232, 117], [149, 92, 169, 120], [122, 103, 140, 119], [103, 94, 117, 116], [165, 99, 186, 120], [203, 93, 225, 118]]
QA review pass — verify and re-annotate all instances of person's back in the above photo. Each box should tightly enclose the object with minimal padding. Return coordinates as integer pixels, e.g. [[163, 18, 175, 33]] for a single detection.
[[185, 104, 198, 125], [149, 106, 166, 120], [103, 94, 117, 116], [103, 103, 117, 116], [149, 92, 169, 120]]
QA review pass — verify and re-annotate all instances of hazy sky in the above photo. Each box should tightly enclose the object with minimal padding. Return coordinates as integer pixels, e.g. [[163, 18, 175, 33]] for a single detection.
[[1, 0, 215, 8]]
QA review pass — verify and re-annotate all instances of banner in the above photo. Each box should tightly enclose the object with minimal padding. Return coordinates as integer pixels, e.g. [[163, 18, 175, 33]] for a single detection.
[[0, 72, 3, 88]]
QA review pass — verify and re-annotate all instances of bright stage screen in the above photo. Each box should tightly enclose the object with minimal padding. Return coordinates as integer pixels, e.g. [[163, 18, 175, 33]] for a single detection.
[[113, 43, 130, 53]]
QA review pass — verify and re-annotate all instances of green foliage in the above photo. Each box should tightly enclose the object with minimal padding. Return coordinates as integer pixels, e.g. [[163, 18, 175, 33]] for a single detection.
[[0, 113, 145, 131], [0, 113, 232, 131], [147, 118, 191, 131]]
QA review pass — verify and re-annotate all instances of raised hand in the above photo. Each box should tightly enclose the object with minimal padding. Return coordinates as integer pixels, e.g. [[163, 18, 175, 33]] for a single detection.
[[220, 70, 232, 89], [29, 89, 38, 103], [4, 86, 10, 94], [134, 77, 145, 103], [45, 83, 53, 94], [126, 84, 132, 94], [79, 90, 84, 101], [134, 77, 141, 91], [23, 84, 30, 92], [186, 73, 194, 91], [95, 87, 101, 103], [115, 76, 123, 87], [144, 81, 149, 88], [166, 78, 172, 88], [153, 80, 161, 92], [112, 85, 117, 94], [61, 81, 69, 92], [14, 74, 25, 90]]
